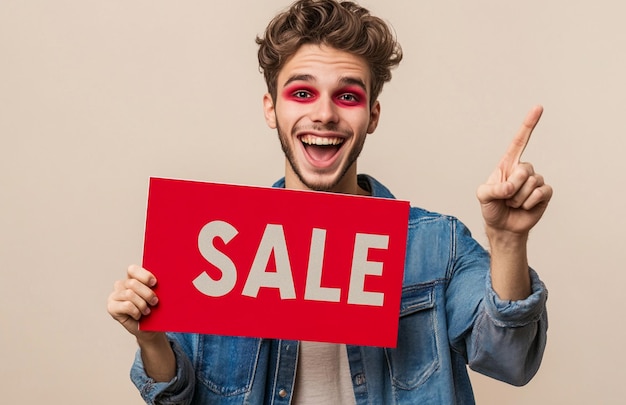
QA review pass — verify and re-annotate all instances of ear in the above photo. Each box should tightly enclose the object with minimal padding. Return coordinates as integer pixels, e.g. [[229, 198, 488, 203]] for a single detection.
[[367, 100, 381, 134], [263, 93, 277, 129]]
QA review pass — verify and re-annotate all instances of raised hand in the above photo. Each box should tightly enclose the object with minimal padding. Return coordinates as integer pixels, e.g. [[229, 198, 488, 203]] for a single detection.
[[476, 106, 553, 237]]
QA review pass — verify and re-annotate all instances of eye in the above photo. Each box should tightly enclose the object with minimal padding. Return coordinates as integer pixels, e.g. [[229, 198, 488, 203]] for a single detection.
[[293, 90, 313, 99], [336, 91, 366, 107], [338, 93, 358, 102], [282, 85, 318, 103]]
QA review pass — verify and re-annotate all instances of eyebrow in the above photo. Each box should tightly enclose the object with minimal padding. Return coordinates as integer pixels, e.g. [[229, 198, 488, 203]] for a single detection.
[[282, 75, 368, 94], [283, 74, 314, 87], [337, 77, 368, 93]]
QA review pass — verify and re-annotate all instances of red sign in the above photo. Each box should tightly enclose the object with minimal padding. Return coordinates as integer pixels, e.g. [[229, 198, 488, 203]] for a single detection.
[[140, 178, 410, 347]]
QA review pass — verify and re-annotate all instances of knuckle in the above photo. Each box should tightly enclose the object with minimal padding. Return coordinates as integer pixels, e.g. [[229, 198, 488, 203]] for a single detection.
[[127, 277, 148, 292], [533, 187, 547, 200], [516, 163, 534, 178], [113, 279, 124, 290], [526, 175, 539, 188], [121, 301, 140, 318], [106, 301, 116, 316], [126, 278, 140, 289], [535, 174, 545, 186], [121, 288, 136, 301], [127, 264, 140, 277]]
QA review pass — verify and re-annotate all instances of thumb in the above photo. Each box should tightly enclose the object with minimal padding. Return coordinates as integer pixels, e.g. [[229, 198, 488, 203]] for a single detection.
[[477, 168, 515, 203]]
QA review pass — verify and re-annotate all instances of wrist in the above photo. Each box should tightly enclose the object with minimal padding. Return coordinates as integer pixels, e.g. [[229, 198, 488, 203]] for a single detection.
[[136, 331, 168, 349], [136, 332, 176, 382], [486, 227, 529, 251], [486, 227, 531, 300]]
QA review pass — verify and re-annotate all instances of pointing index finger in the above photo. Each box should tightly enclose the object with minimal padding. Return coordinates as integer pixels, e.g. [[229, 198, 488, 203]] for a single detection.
[[499, 105, 543, 176]]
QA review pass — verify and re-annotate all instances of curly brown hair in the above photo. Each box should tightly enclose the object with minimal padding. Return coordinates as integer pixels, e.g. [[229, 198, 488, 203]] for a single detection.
[[257, 0, 402, 106]]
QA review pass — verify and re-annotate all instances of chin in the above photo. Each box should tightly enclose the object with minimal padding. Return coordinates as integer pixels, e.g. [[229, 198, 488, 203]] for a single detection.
[[299, 176, 337, 192], [297, 168, 350, 192], [306, 182, 337, 192]]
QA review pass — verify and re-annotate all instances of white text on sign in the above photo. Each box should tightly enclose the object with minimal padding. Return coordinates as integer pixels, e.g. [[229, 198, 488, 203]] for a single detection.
[[192, 220, 389, 306]]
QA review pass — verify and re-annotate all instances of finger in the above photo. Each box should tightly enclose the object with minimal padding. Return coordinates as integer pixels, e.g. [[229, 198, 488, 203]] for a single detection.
[[109, 274, 158, 314], [503, 161, 535, 195], [499, 105, 543, 177], [506, 173, 543, 209], [110, 283, 155, 317], [519, 184, 553, 211], [115, 299, 145, 321], [476, 181, 515, 204], [124, 277, 159, 308], [127, 264, 157, 288], [107, 289, 145, 321]]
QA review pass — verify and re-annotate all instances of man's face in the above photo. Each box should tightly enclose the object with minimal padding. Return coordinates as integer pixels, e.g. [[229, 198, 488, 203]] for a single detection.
[[263, 44, 380, 193]]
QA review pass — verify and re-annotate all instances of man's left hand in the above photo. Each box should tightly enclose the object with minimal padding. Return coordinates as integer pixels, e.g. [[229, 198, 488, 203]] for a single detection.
[[476, 105, 553, 237]]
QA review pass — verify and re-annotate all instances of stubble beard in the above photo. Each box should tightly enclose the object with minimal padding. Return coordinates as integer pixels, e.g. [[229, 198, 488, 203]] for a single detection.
[[276, 122, 366, 192]]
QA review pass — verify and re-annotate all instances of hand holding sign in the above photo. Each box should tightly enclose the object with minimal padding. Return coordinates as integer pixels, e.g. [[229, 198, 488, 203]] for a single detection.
[[476, 106, 553, 236], [107, 265, 161, 339], [107, 265, 177, 382]]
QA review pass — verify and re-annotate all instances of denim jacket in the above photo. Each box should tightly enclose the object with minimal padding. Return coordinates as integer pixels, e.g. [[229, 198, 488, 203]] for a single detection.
[[131, 175, 548, 405]]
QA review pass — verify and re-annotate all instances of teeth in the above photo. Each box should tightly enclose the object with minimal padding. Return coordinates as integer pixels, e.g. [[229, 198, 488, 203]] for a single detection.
[[300, 135, 344, 146]]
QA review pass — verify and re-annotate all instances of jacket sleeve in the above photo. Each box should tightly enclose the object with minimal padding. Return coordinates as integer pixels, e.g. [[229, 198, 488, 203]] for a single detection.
[[130, 335, 196, 405], [467, 269, 548, 385], [446, 219, 548, 386]]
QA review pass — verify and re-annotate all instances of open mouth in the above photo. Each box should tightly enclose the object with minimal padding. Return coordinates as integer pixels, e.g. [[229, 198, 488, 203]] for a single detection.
[[299, 134, 345, 163]]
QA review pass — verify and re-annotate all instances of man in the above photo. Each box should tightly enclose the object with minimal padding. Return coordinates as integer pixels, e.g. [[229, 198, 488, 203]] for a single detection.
[[107, 0, 552, 403]]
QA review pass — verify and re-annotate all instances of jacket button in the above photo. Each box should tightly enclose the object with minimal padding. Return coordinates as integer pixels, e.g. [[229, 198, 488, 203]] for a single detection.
[[353, 373, 366, 386], [278, 389, 288, 398]]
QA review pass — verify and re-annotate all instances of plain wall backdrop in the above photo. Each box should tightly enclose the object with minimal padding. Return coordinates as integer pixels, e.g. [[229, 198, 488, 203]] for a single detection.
[[1, 0, 624, 403]]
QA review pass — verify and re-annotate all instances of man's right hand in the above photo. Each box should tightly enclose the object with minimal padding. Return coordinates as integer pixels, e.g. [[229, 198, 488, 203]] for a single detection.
[[107, 265, 162, 341], [108, 265, 176, 381]]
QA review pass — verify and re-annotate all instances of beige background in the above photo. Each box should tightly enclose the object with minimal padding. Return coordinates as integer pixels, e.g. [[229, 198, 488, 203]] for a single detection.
[[1, 0, 624, 403]]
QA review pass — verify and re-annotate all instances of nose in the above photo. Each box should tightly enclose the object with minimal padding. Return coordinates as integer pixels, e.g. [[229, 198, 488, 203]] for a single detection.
[[310, 94, 339, 124]]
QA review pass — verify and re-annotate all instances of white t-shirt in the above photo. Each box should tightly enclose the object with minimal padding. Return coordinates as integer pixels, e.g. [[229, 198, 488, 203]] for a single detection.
[[292, 341, 357, 404]]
